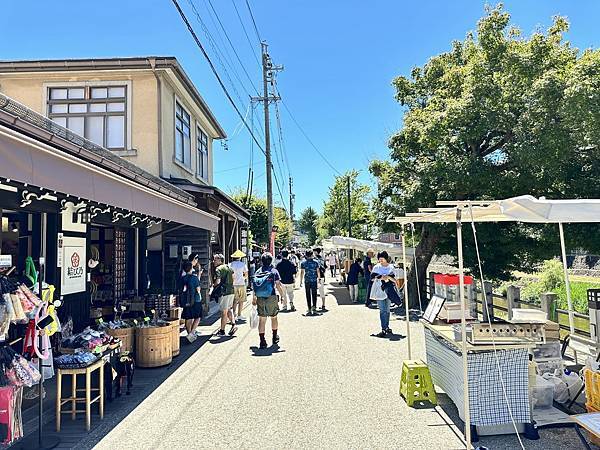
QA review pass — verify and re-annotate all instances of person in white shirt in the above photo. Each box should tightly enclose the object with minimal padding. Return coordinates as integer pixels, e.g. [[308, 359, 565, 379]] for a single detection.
[[327, 252, 338, 278], [229, 250, 248, 322]]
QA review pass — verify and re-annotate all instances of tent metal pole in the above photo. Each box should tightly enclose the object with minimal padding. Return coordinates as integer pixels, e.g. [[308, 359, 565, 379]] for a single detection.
[[401, 224, 411, 359], [456, 209, 471, 449], [558, 223, 575, 336]]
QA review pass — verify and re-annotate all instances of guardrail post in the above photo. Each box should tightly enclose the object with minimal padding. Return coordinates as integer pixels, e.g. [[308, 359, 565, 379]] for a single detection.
[[428, 272, 436, 300], [467, 283, 477, 318], [506, 285, 520, 321], [540, 292, 558, 322], [482, 281, 494, 322]]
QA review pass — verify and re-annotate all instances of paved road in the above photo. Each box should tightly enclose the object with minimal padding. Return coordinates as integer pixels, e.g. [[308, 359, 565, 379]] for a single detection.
[[95, 278, 585, 450]]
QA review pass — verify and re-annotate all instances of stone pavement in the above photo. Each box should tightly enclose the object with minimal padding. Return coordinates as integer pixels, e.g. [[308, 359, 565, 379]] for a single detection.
[[92, 277, 586, 450]]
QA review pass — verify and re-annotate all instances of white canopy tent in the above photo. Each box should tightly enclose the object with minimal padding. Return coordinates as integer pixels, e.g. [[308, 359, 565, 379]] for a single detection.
[[389, 195, 600, 449], [325, 235, 414, 258]]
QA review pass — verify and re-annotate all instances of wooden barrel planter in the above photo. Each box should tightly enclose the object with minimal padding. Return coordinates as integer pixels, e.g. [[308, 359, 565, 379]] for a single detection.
[[168, 319, 181, 357], [106, 327, 135, 353], [135, 326, 172, 368]]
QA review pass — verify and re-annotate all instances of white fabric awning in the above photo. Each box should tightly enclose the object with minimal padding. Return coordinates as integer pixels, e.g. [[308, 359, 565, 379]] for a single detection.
[[390, 195, 600, 225], [327, 235, 413, 258]]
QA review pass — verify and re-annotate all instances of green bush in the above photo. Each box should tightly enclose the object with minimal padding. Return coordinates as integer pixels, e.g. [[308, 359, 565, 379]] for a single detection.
[[538, 259, 564, 292]]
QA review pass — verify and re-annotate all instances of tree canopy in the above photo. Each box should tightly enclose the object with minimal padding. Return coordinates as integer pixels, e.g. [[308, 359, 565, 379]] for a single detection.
[[297, 207, 320, 245], [232, 193, 292, 249], [370, 5, 600, 303], [318, 170, 373, 240]]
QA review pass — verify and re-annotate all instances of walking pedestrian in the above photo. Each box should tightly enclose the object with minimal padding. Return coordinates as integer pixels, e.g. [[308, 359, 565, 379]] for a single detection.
[[181, 261, 202, 343], [347, 257, 364, 302], [252, 252, 284, 349], [328, 252, 338, 278], [230, 250, 248, 322], [314, 247, 327, 310], [276, 250, 297, 312], [212, 253, 237, 337], [364, 249, 375, 307], [300, 250, 320, 315], [370, 251, 397, 337]]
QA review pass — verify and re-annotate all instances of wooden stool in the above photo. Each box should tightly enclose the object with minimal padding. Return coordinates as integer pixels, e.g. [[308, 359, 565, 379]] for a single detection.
[[56, 358, 105, 431], [400, 359, 437, 407]]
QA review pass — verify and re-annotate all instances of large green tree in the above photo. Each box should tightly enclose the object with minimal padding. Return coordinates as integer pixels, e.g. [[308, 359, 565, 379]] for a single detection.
[[297, 207, 320, 245], [319, 170, 373, 239], [370, 5, 600, 307], [232, 193, 292, 248]]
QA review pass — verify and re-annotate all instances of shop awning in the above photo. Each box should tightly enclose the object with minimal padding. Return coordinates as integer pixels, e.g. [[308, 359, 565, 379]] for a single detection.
[[0, 125, 219, 231], [327, 235, 413, 257]]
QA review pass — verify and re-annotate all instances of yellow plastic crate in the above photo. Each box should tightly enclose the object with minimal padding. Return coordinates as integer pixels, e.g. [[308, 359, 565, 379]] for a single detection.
[[584, 369, 600, 411]]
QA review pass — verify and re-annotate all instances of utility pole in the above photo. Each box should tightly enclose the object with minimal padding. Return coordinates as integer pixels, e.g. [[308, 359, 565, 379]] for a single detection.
[[252, 42, 282, 253], [289, 176, 295, 223], [347, 175, 352, 238]]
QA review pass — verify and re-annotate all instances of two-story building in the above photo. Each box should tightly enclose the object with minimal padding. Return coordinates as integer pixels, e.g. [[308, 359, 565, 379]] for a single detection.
[[0, 57, 249, 299]]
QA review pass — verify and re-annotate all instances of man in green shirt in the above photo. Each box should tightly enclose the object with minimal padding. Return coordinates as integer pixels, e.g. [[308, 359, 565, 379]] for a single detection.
[[212, 253, 237, 336]]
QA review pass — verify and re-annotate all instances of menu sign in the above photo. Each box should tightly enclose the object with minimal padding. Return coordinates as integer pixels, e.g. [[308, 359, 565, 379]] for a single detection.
[[61, 237, 86, 295], [0, 255, 12, 268]]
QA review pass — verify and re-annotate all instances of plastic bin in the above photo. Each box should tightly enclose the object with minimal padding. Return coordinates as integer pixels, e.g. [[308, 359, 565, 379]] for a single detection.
[[532, 342, 562, 361], [584, 369, 600, 411], [512, 308, 547, 323], [531, 376, 554, 409]]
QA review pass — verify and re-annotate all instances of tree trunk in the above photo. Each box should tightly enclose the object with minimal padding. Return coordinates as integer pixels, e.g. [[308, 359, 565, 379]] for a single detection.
[[406, 224, 439, 310]]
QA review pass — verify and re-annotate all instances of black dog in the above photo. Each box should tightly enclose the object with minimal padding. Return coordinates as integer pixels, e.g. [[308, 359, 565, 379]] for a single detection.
[[105, 352, 135, 401], [114, 352, 135, 396]]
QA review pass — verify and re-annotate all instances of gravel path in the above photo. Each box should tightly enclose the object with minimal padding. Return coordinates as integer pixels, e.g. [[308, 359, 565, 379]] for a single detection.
[[94, 279, 588, 450]]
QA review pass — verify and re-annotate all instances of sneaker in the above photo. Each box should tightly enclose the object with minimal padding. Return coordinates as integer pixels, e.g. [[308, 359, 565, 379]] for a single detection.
[[186, 333, 197, 343], [385, 328, 393, 334], [375, 330, 386, 338], [281, 306, 288, 312], [290, 304, 296, 312], [311, 307, 317, 315], [273, 334, 280, 345], [259, 340, 268, 349], [194, 330, 202, 337], [216, 329, 226, 337], [229, 325, 238, 336]]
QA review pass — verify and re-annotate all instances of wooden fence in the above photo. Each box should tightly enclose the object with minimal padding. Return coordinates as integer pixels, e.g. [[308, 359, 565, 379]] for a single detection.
[[424, 274, 590, 338]]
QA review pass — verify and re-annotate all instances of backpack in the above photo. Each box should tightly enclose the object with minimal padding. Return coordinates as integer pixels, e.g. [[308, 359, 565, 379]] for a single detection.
[[253, 269, 275, 297], [179, 276, 193, 307]]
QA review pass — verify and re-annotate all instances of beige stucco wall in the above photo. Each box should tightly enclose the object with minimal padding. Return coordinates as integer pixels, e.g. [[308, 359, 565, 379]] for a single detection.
[[0, 70, 161, 176], [159, 69, 214, 186]]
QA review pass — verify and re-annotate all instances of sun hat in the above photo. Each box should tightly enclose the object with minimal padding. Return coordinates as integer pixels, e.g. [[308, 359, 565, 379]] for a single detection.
[[231, 249, 246, 258]]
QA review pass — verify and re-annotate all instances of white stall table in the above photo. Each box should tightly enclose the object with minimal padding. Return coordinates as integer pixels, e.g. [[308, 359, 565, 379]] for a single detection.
[[422, 321, 538, 438]]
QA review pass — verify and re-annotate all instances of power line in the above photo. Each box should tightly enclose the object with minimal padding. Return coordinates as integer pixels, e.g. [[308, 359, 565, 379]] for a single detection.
[[231, 0, 261, 67], [244, 0, 262, 44], [185, 0, 250, 108], [171, 0, 267, 156], [205, 0, 260, 95], [280, 100, 342, 176]]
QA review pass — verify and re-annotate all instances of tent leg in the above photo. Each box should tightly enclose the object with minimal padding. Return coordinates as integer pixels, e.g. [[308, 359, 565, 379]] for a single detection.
[[457, 210, 471, 449], [401, 225, 411, 360], [558, 223, 576, 341]]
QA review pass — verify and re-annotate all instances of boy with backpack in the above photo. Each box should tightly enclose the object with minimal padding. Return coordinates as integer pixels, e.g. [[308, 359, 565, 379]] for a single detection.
[[252, 252, 285, 349]]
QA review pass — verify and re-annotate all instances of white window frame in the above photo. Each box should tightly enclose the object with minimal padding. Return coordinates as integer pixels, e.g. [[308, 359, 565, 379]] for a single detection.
[[43, 80, 133, 153], [195, 122, 209, 182], [174, 97, 192, 171]]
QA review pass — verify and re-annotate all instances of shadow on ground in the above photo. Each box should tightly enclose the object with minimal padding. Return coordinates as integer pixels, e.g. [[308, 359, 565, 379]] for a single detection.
[[16, 310, 223, 450]]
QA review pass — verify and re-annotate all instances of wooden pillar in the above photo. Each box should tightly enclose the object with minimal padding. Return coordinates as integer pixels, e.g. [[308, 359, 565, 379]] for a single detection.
[[482, 281, 494, 322], [540, 292, 558, 322], [506, 285, 520, 320]]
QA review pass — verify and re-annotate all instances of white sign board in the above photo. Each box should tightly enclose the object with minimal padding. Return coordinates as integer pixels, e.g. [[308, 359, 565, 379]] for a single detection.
[[61, 236, 86, 295], [57, 233, 64, 267]]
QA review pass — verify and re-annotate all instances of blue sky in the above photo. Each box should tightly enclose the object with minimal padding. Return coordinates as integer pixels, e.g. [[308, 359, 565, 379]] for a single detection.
[[2, 1, 600, 215]]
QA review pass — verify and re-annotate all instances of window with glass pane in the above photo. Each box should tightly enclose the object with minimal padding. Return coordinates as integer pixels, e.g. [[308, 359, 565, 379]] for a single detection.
[[47, 85, 127, 150], [175, 101, 191, 167], [197, 126, 209, 180]]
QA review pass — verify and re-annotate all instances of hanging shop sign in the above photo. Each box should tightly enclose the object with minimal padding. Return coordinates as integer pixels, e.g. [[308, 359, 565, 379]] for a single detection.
[[61, 236, 86, 295]]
